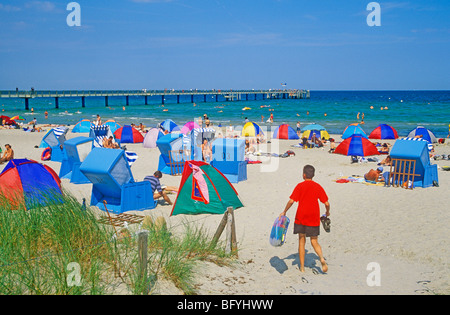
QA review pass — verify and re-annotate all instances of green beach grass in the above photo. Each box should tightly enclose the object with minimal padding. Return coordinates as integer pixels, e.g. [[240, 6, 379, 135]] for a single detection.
[[0, 191, 234, 295]]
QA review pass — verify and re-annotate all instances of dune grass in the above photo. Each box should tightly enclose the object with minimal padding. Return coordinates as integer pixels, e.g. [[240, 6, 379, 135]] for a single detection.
[[0, 191, 234, 295]]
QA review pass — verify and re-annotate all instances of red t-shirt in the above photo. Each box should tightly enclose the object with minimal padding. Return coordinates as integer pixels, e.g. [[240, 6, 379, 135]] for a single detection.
[[290, 180, 328, 227]]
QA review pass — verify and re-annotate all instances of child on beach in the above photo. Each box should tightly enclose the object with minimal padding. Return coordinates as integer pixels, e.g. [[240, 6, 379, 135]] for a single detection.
[[280, 165, 330, 273]]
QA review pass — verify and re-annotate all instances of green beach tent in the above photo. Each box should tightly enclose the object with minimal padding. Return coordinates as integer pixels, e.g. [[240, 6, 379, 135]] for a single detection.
[[170, 161, 244, 216]]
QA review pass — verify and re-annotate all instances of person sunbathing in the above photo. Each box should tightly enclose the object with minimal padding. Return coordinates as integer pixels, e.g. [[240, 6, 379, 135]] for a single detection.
[[103, 136, 119, 149], [364, 166, 384, 182], [379, 155, 392, 166], [0, 144, 14, 164]]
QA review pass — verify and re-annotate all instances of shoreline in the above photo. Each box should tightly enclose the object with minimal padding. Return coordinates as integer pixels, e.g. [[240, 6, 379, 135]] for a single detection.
[[0, 127, 449, 295]]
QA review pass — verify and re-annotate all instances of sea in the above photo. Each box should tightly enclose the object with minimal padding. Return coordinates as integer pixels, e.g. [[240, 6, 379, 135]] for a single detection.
[[1, 90, 449, 138]]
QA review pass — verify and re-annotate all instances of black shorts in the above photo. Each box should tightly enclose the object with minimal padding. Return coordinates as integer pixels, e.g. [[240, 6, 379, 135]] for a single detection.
[[293, 224, 320, 237]]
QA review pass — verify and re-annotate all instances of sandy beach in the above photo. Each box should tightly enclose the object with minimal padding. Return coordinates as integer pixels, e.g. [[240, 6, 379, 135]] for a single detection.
[[1, 126, 449, 295]]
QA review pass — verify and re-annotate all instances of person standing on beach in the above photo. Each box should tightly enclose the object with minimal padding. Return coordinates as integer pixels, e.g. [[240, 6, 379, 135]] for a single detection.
[[96, 114, 101, 126], [279, 165, 330, 273]]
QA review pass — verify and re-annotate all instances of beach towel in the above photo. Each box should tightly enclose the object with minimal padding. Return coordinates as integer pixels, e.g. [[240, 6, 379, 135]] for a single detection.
[[334, 176, 385, 186], [124, 151, 138, 167]]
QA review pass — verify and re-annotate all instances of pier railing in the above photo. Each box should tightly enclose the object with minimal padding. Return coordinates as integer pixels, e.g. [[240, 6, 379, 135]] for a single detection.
[[0, 89, 310, 110]]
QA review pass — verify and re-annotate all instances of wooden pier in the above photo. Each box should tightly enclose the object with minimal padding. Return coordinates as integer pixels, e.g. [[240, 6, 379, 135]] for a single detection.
[[0, 89, 310, 110]]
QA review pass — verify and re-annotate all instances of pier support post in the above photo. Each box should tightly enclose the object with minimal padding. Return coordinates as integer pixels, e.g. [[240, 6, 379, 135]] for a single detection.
[[126, 95, 129, 106], [25, 98, 29, 111], [82, 96, 86, 108], [216, 94, 218, 102], [204, 94, 207, 102], [161, 95, 164, 105], [55, 97, 59, 109], [177, 95, 180, 104], [190, 95, 194, 103], [145, 95, 148, 105], [105, 96, 109, 107]]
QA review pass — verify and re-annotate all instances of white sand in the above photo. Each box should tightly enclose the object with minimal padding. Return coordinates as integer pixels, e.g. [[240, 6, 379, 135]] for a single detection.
[[1, 127, 449, 295]]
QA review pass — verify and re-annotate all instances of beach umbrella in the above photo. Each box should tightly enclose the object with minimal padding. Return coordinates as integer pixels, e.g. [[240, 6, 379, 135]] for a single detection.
[[342, 123, 368, 139], [0, 159, 63, 210], [334, 135, 380, 157], [241, 122, 264, 137], [407, 126, 437, 143], [159, 119, 179, 133], [181, 121, 200, 135], [10, 115, 26, 121], [301, 123, 326, 132], [114, 125, 144, 143], [273, 124, 299, 140], [369, 124, 399, 140], [103, 120, 122, 133], [302, 129, 330, 141]]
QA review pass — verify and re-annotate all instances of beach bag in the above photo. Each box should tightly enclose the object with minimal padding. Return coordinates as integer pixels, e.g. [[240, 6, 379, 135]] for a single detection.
[[269, 216, 290, 247]]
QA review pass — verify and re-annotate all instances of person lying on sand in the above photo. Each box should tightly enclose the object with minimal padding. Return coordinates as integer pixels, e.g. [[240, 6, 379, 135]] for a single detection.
[[364, 166, 384, 182]]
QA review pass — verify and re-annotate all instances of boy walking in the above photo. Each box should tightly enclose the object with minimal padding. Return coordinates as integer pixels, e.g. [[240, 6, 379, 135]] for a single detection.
[[280, 165, 330, 273]]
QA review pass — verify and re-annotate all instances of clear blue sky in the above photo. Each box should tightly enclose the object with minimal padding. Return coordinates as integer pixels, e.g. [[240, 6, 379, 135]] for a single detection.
[[1, 0, 449, 90]]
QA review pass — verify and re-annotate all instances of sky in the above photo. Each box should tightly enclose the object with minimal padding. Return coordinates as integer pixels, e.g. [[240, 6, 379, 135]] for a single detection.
[[0, 0, 449, 91]]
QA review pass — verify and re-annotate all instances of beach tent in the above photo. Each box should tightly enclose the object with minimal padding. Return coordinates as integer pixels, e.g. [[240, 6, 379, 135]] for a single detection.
[[156, 133, 185, 174], [273, 124, 300, 140], [59, 136, 93, 184], [79, 148, 156, 214], [302, 129, 330, 141], [181, 121, 200, 135], [342, 124, 368, 139], [143, 128, 164, 148], [159, 119, 179, 133], [102, 120, 122, 133], [170, 161, 244, 216], [114, 125, 144, 143], [211, 138, 247, 183], [39, 126, 69, 162], [241, 122, 264, 137], [0, 159, 62, 210], [407, 126, 437, 143], [334, 135, 380, 157], [72, 119, 93, 133], [369, 124, 399, 140], [0, 115, 16, 126], [301, 123, 326, 132], [389, 138, 438, 188]]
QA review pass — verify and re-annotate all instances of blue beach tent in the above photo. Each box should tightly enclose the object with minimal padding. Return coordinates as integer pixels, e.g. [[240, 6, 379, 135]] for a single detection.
[[79, 148, 157, 214], [342, 124, 368, 139], [72, 119, 93, 133], [389, 138, 438, 188], [59, 136, 94, 184], [159, 119, 179, 133], [40, 126, 69, 162], [156, 133, 185, 174], [407, 126, 437, 143]]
